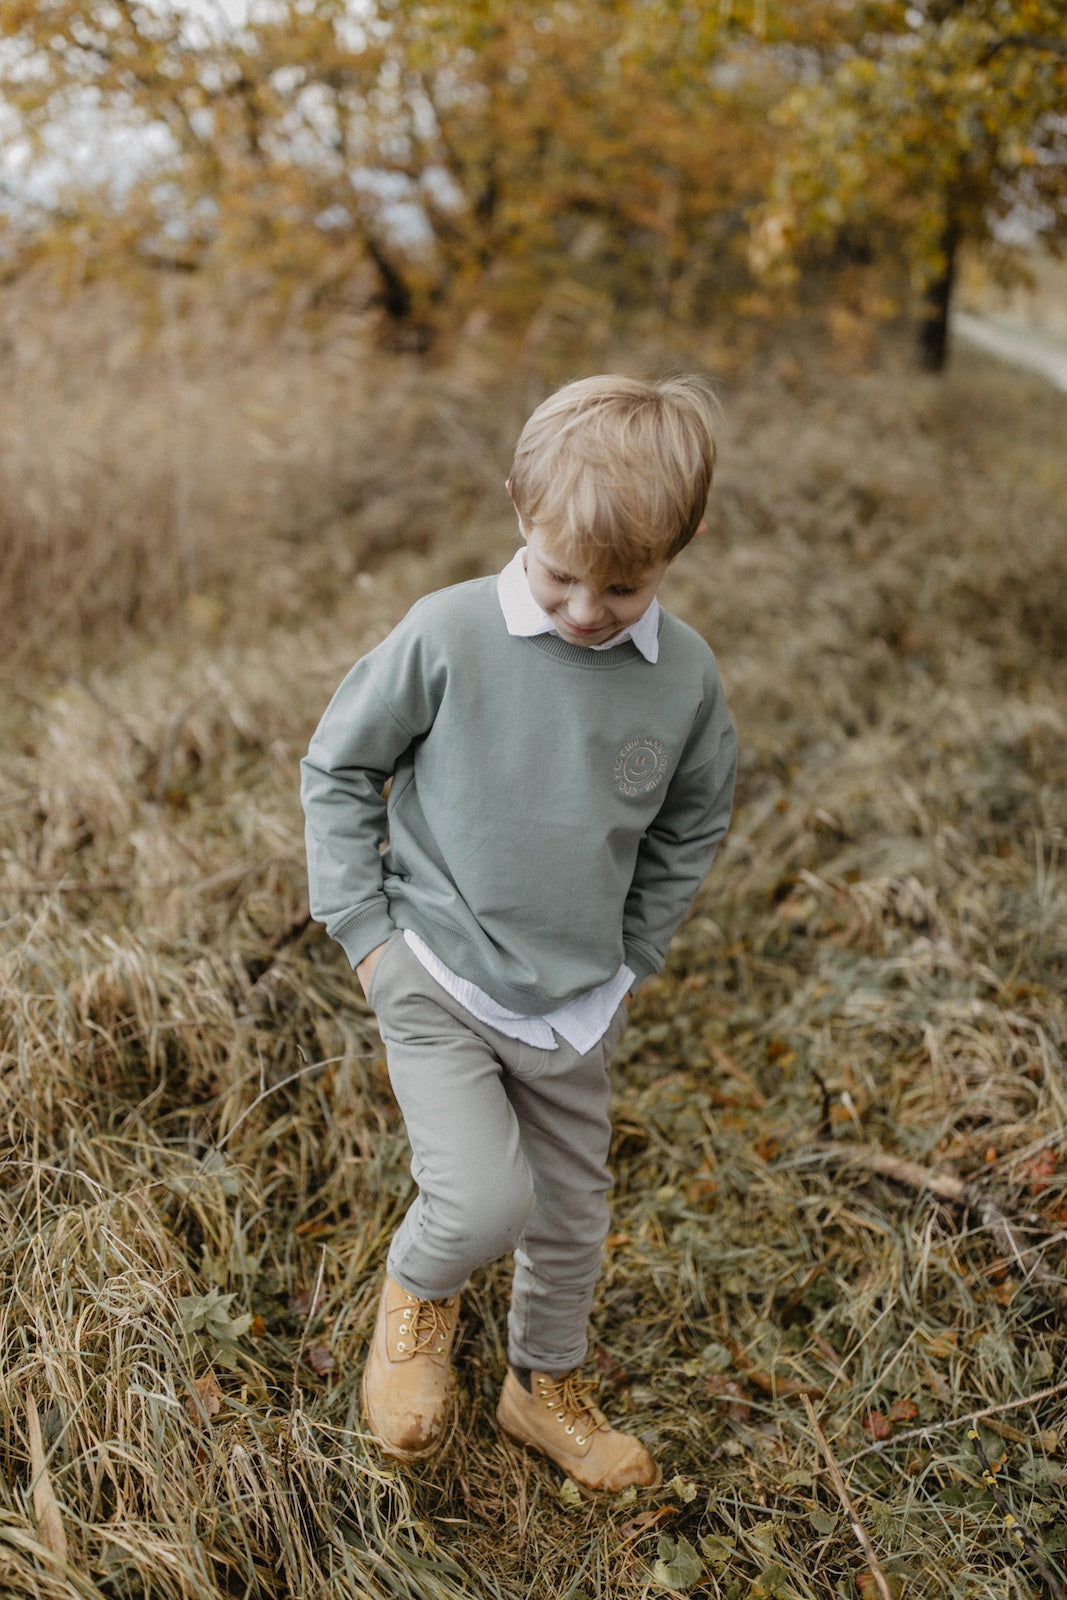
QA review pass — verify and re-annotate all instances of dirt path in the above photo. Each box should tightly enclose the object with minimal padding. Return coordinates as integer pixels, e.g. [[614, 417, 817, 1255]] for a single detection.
[[952, 310, 1067, 393]]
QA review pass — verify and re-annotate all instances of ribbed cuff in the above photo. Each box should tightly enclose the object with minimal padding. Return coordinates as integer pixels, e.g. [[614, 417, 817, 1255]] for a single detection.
[[332, 904, 397, 970]]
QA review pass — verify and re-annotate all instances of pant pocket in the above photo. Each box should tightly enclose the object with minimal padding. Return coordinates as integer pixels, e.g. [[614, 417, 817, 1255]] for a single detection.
[[364, 929, 404, 1010]]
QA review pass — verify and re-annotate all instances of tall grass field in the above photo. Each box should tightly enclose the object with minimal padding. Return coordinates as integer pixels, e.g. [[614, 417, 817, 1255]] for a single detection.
[[2, 279, 1066, 1600]]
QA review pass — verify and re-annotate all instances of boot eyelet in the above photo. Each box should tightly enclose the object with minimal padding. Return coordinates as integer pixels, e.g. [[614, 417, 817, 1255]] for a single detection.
[[397, 1341, 406, 1351], [556, 1412, 566, 1422], [565, 1425, 575, 1435], [576, 1434, 586, 1444]]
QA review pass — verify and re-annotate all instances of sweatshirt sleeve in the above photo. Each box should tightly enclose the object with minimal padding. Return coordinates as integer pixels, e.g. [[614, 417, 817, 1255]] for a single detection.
[[299, 611, 440, 969], [621, 686, 737, 989]]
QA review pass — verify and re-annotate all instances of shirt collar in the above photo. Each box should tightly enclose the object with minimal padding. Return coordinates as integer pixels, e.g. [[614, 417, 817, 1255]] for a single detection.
[[496, 549, 660, 663]]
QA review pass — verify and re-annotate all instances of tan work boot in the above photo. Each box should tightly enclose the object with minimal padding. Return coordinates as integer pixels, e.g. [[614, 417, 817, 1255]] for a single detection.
[[497, 1368, 661, 1493], [360, 1276, 461, 1460]]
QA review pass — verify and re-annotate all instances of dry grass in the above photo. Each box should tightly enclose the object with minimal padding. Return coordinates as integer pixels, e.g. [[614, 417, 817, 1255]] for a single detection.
[[2, 282, 1067, 1600]]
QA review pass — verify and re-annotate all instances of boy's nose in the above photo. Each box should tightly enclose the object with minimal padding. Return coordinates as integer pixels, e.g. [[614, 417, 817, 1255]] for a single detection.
[[567, 587, 605, 625]]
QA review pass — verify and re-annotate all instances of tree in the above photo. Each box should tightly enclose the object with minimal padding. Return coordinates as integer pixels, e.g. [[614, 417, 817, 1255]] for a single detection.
[[749, 0, 1067, 368], [0, 0, 778, 338]]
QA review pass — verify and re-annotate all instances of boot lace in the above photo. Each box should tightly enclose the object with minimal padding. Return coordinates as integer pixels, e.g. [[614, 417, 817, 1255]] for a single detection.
[[536, 1372, 607, 1445], [396, 1294, 456, 1357]]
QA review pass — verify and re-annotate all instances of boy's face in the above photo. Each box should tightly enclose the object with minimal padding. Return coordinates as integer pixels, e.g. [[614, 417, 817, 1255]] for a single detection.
[[522, 525, 670, 649]]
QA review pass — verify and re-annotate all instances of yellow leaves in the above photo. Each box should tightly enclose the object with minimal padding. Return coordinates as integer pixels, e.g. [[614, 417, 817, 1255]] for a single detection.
[[5, 0, 1064, 337]]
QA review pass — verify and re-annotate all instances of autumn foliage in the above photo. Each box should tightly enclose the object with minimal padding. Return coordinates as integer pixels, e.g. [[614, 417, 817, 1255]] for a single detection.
[[2, 0, 1064, 360]]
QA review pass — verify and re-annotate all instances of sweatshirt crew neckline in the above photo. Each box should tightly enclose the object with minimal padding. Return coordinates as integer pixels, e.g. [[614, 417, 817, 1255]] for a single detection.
[[522, 630, 650, 668]]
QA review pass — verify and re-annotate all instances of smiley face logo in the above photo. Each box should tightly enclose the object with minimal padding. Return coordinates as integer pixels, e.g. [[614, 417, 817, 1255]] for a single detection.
[[614, 736, 668, 797]]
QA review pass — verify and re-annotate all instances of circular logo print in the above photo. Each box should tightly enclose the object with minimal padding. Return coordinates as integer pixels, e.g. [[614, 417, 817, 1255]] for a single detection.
[[614, 736, 668, 797]]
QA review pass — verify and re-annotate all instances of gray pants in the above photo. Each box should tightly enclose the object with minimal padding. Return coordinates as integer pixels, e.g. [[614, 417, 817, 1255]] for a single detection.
[[366, 932, 629, 1373]]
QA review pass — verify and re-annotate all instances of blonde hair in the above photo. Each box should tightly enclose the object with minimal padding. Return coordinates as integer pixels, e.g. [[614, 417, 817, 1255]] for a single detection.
[[508, 374, 718, 583]]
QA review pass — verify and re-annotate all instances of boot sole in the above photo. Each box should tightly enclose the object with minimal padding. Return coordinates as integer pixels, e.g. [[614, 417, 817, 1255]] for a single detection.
[[496, 1408, 662, 1494]]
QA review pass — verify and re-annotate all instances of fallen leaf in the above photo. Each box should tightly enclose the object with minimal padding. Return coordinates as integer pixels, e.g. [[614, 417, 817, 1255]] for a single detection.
[[705, 1374, 750, 1422], [177, 1287, 253, 1344], [594, 1346, 631, 1389], [615, 1507, 676, 1541], [858, 1572, 905, 1598], [699, 1532, 736, 1571], [751, 1562, 788, 1597], [306, 1341, 335, 1376], [291, 1285, 325, 1320], [27, 1396, 68, 1563], [184, 1371, 223, 1424], [652, 1532, 703, 1590], [863, 1410, 892, 1440], [744, 1370, 825, 1400], [888, 1399, 919, 1424], [1022, 1149, 1057, 1195]]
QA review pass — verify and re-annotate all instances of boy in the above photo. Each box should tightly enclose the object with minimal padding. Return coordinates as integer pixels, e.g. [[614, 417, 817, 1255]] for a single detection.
[[300, 374, 736, 1493]]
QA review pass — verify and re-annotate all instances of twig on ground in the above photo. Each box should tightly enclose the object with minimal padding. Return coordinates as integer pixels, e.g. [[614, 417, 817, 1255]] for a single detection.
[[811, 1068, 834, 1140], [216, 1056, 348, 1149], [842, 1380, 1067, 1466], [292, 1247, 328, 1393], [803, 1395, 895, 1600], [966, 1425, 1067, 1600], [813, 1142, 1067, 1309]]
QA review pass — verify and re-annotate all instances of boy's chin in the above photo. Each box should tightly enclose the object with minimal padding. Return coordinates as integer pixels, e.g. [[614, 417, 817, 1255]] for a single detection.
[[556, 622, 615, 646]]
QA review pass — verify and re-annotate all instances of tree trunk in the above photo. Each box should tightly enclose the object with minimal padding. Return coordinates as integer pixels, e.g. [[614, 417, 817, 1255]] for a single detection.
[[918, 212, 961, 373], [364, 233, 414, 325]]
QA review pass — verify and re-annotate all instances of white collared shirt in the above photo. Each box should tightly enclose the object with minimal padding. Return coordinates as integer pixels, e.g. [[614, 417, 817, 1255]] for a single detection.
[[495, 547, 661, 662], [402, 552, 656, 1052]]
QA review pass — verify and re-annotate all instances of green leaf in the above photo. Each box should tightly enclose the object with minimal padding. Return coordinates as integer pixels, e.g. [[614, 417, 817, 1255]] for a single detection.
[[751, 1564, 787, 1598], [652, 1533, 703, 1591], [177, 1287, 252, 1344], [747, 1521, 780, 1554], [700, 1533, 736, 1571]]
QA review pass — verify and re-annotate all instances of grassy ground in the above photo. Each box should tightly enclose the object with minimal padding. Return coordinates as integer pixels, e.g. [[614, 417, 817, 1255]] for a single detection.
[[2, 283, 1067, 1599]]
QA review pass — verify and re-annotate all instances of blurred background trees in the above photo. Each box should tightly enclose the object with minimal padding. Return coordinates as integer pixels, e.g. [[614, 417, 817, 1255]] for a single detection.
[[1, 0, 1064, 365]]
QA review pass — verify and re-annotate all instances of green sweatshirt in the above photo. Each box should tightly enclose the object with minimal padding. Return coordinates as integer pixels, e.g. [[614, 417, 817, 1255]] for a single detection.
[[301, 575, 736, 1015]]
